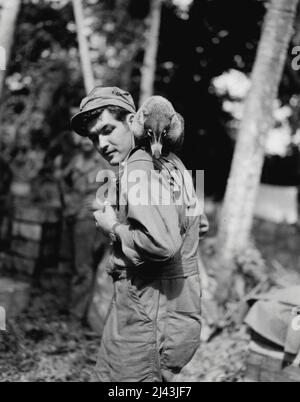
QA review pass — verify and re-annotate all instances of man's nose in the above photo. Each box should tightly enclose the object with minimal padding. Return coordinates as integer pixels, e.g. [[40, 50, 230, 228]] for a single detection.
[[98, 135, 109, 152]]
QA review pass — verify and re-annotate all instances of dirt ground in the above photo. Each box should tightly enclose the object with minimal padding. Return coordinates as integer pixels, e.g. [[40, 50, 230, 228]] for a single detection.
[[0, 288, 250, 382], [0, 289, 100, 382], [0, 218, 299, 382]]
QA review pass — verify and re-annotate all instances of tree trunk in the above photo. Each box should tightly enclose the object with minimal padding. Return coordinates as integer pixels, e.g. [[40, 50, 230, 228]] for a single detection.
[[139, 0, 163, 107], [216, 0, 299, 273], [293, 2, 300, 45], [72, 0, 95, 94], [0, 0, 21, 102]]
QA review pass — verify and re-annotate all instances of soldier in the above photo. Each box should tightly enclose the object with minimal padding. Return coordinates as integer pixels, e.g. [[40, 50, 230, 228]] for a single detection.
[[71, 87, 208, 381], [57, 135, 107, 323]]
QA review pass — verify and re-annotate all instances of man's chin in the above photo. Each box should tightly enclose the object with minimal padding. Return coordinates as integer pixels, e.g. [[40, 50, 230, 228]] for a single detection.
[[107, 154, 120, 166]]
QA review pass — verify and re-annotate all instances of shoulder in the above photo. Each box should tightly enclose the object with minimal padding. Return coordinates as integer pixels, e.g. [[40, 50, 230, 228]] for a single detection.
[[163, 152, 187, 172], [124, 149, 187, 177], [126, 148, 155, 171]]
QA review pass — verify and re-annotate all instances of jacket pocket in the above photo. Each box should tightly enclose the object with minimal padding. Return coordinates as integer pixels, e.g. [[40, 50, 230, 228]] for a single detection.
[[164, 274, 202, 314]]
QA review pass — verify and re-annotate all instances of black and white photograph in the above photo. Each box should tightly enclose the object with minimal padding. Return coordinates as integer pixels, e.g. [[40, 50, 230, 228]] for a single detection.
[[0, 0, 300, 385]]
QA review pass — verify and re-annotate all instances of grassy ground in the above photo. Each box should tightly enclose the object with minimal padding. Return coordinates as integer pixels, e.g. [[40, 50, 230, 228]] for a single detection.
[[0, 218, 299, 382]]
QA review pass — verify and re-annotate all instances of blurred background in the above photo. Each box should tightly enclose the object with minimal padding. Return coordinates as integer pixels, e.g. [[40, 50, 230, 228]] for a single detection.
[[1, 0, 300, 200], [0, 0, 300, 382]]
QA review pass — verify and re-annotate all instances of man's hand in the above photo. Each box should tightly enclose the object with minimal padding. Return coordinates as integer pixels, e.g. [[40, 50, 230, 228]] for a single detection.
[[93, 202, 118, 235]]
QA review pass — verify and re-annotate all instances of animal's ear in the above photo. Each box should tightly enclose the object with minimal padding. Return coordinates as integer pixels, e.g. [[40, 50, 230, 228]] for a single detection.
[[168, 113, 185, 151], [169, 113, 184, 140], [131, 109, 146, 138]]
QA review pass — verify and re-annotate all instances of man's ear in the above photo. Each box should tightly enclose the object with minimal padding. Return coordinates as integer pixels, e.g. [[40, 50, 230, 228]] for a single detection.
[[126, 113, 135, 128]]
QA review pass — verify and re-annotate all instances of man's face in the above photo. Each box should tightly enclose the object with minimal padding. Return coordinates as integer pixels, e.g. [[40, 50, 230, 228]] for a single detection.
[[86, 110, 134, 166]]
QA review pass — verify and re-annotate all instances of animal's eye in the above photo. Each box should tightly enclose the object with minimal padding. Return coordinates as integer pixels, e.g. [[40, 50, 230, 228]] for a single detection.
[[147, 129, 153, 136], [162, 129, 168, 137]]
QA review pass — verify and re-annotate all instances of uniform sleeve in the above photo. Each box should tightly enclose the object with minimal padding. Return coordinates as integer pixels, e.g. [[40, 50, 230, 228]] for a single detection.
[[115, 160, 183, 266]]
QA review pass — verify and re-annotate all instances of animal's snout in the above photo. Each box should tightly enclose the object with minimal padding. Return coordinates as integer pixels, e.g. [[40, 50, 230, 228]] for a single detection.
[[151, 141, 163, 159]]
